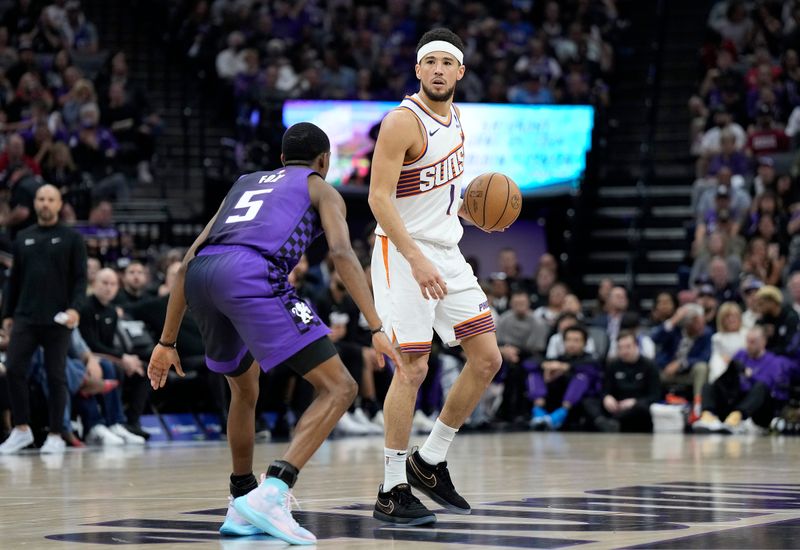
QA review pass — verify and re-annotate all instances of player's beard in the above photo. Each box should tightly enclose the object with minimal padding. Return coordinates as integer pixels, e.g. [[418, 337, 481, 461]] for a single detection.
[[422, 81, 455, 102]]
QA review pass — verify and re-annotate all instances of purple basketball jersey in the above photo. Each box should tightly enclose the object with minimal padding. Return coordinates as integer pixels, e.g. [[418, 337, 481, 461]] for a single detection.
[[203, 166, 322, 276]]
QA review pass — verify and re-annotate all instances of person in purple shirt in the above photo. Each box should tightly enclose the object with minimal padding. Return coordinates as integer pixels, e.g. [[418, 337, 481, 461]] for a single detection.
[[694, 326, 792, 434], [707, 130, 751, 178], [528, 326, 602, 430], [146, 123, 400, 545]]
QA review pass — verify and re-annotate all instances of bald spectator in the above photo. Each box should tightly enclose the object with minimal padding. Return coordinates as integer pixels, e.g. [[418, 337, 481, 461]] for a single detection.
[[79, 268, 150, 439], [0, 185, 87, 455]]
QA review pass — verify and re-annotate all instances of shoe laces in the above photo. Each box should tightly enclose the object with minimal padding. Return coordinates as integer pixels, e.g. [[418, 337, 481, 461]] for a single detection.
[[279, 490, 302, 529], [392, 486, 422, 507]]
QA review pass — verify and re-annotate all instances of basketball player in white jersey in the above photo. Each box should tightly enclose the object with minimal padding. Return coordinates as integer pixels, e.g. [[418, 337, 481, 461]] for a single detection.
[[368, 28, 503, 525]]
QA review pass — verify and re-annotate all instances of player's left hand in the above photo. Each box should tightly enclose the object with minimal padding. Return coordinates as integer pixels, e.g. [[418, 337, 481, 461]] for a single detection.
[[147, 345, 185, 389], [371, 331, 403, 369]]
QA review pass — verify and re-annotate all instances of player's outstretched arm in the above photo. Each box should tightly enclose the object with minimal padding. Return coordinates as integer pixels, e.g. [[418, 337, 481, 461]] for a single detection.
[[309, 175, 402, 367], [147, 207, 221, 389], [368, 110, 447, 299]]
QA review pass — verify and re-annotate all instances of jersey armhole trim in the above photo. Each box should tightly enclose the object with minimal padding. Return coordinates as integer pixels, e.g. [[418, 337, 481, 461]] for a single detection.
[[395, 106, 428, 166]]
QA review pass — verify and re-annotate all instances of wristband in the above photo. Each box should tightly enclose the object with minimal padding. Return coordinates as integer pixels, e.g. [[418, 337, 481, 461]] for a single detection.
[[370, 325, 385, 335], [158, 339, 177, 349]]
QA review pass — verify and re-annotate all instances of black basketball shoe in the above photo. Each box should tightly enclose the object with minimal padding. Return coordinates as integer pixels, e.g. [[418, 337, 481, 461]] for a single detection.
[[373, 483, 437, 525], [406, 447, 471, 514]]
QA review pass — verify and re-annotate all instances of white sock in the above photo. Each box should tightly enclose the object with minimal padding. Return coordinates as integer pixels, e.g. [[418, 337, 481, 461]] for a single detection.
[[383, 447, 408, 491], [418, 418, 458, 465]]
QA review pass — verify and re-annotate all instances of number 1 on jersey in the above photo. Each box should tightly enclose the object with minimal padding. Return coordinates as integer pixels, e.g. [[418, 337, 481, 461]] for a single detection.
[[225, 189, 273, 224]]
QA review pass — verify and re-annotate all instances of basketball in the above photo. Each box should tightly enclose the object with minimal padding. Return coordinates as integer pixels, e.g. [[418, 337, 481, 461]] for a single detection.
[[463, 172, 522, 232]]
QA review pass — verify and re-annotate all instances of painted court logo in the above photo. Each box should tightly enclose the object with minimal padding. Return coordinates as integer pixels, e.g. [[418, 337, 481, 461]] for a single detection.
[[45, 482, 800, 547]]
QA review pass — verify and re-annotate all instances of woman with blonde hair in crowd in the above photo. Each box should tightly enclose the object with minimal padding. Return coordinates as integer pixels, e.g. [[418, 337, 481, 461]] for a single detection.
[[709, 302, 747, 383]]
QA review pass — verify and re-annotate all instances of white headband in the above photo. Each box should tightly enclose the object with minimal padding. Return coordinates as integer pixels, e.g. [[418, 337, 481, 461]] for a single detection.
[[416, 40, 464, 64]]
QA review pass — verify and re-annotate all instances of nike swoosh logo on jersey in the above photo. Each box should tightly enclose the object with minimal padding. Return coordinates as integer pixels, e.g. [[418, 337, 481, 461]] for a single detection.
[[429, 128, 440, 136], [409, 455, 437, 488], [376, 498, 395, 514]]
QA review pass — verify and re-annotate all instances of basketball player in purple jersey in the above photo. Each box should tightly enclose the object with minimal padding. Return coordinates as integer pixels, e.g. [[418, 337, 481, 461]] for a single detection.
[[147, 123, 400, 545], [368, 28, 503, 524]]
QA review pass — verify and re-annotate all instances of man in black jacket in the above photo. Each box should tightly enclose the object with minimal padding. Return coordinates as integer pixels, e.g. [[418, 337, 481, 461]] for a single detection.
[[584, 331, 662, 432], [0, 184, 87, 454], [79, 267, 149, 437]]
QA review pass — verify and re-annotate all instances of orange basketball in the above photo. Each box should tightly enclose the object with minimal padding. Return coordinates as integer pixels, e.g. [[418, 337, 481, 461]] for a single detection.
[[463, 173, 522, 231]]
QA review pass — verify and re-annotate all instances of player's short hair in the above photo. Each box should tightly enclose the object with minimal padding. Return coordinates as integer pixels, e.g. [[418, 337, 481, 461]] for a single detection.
[[416, 28, 465, 60], [282, 122, 330, 164]]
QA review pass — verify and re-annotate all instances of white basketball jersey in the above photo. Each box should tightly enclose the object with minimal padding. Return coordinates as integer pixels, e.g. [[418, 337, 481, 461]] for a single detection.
[[375, 93, 466, 247]]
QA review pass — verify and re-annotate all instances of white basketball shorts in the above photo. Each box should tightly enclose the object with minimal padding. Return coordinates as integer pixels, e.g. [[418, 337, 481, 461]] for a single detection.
[[371, 235, 495, 354]]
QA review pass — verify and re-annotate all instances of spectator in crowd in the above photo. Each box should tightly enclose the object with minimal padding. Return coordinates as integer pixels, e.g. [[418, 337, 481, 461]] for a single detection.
[[652, 303, 712, 423], [786, 271, 800, 316], [545, 312, 598, 360], [528, 325, 601, 430], [76, 199, 123, 265], [693, 181, 749, 256], [743, 236, 784, 286], [65, 0, 98, 54], [78, 267, 150, 439], [314, 268, 380, 435], [697, 284, 721, 328], [592, 285, 628, 348], [690, 232, 743, 291], [100, 81, 160, 185], [0, 132, 43, 236], [69, 102, 129, 202], [496, 290, 549, 420], [698, 106, 747, 177], [709, 302, 748, 383], [68, 326, 144, 446], [755, 285, 800, 359], [113, 260, 152, 306], [694, 326, 794, 433], [746, 103, 790, 157], [486, 272, 510, 316], [649, 291, 677, 328], [0, 184, 86, 455], [707, 129, 751, 180], [533, 281, 568, 327], [584, 332, 661, 432]]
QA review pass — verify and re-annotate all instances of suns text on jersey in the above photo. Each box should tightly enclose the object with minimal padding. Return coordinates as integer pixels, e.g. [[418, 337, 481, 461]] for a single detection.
[[418, 145, 465, 192]]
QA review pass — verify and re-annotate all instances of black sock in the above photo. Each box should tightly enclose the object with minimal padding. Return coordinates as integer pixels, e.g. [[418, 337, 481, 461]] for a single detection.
[[229, 472, 258, 498], [266, 459, 299, 488], [362, 398, 379, 418]]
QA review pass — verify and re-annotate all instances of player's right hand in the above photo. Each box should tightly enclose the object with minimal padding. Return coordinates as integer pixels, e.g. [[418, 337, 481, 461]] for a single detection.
[[147, 345, 185, 389], [371, 331, 403, 369], [410, 255, 447, 300]]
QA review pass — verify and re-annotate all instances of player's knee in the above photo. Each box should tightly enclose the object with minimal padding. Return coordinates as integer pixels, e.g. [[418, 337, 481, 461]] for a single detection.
[[400, 358, 428, 386], [340, 374, 359, 404], [476, 349, 502, 382], [231, 383, 258, 408]]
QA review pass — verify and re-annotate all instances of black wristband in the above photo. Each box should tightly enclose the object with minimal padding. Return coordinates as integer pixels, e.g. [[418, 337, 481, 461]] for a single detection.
[[370, 325, 384, 335], [158, 339, 177, 349]]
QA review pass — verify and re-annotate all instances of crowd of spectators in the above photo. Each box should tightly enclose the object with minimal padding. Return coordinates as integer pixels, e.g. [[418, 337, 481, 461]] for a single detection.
[[167, 0, 622, 171], [0, 0, 161, 239], [678, 0, 800, 434]]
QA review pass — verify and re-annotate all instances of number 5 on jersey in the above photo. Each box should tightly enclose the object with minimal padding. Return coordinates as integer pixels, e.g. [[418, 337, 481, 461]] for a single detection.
[[225, 189, 274, 224]]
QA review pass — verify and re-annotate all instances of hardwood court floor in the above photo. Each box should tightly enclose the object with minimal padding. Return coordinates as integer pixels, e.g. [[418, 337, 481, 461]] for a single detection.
[[2, 432, 800, 549]]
